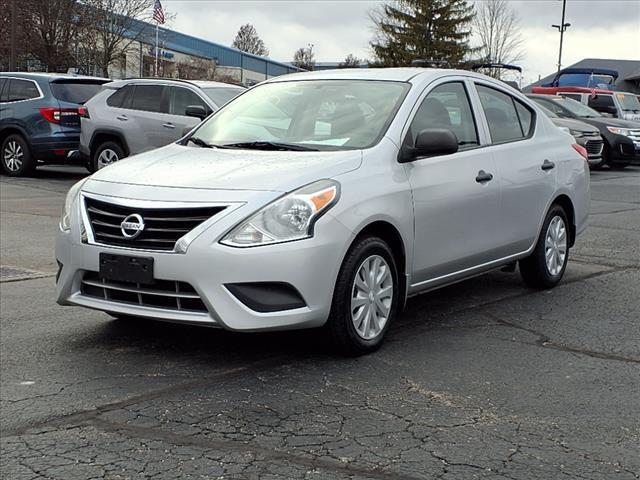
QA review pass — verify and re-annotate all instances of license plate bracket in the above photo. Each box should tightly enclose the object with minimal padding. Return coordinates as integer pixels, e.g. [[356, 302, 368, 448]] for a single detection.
[[99, 253, 154, 285]]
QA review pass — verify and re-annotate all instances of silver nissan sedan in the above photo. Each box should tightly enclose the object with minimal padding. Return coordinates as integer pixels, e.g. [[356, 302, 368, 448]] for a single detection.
[[55, 68, 590, 355]]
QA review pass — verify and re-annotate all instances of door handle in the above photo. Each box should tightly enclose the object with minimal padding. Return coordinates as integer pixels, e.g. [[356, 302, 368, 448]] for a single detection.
[[541, 159, 555, 171], [475, 170, 493, 183], [162, 123, 176, 129], [116, 115, 128, 121]]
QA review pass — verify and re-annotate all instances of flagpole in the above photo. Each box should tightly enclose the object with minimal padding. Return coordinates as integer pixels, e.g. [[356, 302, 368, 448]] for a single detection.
[[155, 22, 159, 76]]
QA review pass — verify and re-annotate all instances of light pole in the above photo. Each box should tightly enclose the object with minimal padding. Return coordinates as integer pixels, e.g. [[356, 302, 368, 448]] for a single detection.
[[552, 0, 571, 74]]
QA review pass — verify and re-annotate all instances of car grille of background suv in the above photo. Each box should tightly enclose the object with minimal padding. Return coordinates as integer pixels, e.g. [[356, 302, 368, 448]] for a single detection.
[[584, 138, 604, 157], [80, 271, 208, 313], [84, 197, 225, 251], [628, 129, 640, 148]]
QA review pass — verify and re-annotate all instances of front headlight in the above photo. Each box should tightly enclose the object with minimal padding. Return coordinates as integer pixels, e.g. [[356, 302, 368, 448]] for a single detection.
[[221, 179, 340, 247], [606, 126, 631, 136], [60, 179, 88, 231]]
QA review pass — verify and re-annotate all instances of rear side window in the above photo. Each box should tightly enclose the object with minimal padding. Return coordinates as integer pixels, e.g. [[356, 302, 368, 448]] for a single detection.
[[106, 85, 134, 108], [588, 95, 615, 109], [170, 87, 208, 116], [408, 81, 479, 148], [0, 78, 7, 102], [130, 85, 164, 112], [476, 85, 534, 143], [7, 79, 40, 102], [50, 81, 104, 104]]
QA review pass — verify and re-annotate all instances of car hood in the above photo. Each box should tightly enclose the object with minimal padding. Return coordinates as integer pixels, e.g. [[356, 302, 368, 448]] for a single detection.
[[551, 117, 600, 134], [579, 117, 640, 128], [89, 143, 363, 192]]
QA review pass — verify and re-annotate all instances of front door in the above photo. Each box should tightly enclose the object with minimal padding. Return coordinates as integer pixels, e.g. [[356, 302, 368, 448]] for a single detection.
[[406, 80, 501, 287]]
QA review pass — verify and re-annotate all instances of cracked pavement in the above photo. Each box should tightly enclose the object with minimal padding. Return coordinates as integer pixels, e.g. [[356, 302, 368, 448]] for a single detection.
[[1, 166, 639, 479]]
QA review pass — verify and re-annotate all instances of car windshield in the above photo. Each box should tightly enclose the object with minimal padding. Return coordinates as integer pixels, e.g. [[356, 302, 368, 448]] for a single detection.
[[537, 104, 558, 118], [616, 92, 640, 112], [191, 80, 411, 151], [202, 87, 244, 107], [50, 81, 106, 104], [549, 97, 603, 118]]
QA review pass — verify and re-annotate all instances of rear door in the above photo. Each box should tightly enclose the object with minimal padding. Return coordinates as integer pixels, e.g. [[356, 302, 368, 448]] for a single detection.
[[473, 82, 556, 257], [163, 86, 211, 141], [406, 78, 501, 286], [127, 84, 168, 151]]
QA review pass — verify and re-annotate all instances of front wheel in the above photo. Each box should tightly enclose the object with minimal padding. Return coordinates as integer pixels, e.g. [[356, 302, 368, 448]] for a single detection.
[[519, 205, 569, 289], [326, 237, 399, 356]]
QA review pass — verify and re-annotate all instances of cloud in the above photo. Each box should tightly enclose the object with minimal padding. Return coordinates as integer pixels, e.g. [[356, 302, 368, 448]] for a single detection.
[[164, 0, 640, 78]]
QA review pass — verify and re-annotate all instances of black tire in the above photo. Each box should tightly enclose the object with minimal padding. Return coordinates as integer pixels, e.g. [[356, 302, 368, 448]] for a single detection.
[[519, 205, 570, 289], [91, 141, 125, 171], [326, 236, 400, 356], [1, 134, 36, 176]]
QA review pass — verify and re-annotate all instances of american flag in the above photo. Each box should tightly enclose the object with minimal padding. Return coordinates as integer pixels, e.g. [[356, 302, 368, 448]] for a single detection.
[[153, 0, 165, 24]]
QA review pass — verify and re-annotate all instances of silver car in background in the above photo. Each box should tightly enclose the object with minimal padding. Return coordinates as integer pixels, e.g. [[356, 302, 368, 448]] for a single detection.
[[56, 68, 590, 355], [79, 78, 245, 171]]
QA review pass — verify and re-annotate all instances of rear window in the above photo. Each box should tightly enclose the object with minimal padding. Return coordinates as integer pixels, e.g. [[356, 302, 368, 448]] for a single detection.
[[50, 81, 105, 104], [202, 87, 244, 107]]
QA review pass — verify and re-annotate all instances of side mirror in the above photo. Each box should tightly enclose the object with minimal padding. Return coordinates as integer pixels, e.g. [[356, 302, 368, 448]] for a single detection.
[[400, 128, 459, 162], [185, 105, 210, 120]]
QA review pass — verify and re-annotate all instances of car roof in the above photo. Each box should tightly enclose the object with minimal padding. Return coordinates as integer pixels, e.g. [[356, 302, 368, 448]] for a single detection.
[[263, 67, 460, 83], [0, 72, 109, 82], [107, 78, 244, 90]]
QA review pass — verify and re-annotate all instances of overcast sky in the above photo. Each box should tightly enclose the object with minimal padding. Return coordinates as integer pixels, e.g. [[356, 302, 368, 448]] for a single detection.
[[165, 0, 640, 84]]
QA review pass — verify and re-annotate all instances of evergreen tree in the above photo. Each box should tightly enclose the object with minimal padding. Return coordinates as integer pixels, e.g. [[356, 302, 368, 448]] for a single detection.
[[370, 0, 475, 67]]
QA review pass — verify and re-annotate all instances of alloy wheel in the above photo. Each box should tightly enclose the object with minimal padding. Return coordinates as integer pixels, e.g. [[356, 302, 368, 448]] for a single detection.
[[351, 254, 394, 340], [544, 215, 567, 276], [3, 141, 23, 172], [97, 149, 119, 169]]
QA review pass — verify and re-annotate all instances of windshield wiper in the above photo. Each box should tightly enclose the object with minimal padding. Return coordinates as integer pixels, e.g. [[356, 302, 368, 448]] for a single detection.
[[219, 141, 319, 152], [187, 137, 214, 148]]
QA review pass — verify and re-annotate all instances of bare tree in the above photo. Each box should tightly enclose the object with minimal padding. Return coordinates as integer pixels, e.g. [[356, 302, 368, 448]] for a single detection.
[[231, 24, 269, 56], [176, 57, 218, 80], [79, 0, 153, 77], [338, 54, 362, 68], [473, 0, 525, 78], [292, 46, 315, 71]]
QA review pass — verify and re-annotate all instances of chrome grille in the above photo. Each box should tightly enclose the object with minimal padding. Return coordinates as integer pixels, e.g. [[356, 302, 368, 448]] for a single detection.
[[80, 271, 207, 313], [629, 129, 640, 148], [584, 139, 604, 157], [84, 197, 225, 251]]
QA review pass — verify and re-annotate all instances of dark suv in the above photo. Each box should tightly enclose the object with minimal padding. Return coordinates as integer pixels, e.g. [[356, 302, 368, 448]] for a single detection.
[[0, 73, 109, 176]]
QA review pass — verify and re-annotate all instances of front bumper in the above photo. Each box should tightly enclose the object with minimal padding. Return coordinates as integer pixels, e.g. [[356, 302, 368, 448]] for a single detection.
[[55, 189, 354, 332], [608, 135, 640, 165]]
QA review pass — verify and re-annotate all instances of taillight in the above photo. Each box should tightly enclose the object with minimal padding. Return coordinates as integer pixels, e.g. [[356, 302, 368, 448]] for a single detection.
[[39, 107, 80, 124], [78, 106, 89, 118], [572, 143, 589, 161]]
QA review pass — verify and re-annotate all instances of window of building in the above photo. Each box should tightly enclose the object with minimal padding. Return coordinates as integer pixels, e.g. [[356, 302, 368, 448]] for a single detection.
[[7, 79, 40, 102], [476, 84, 534, 143], [130, 85, 164, 112], [407, 82, 479, 148]]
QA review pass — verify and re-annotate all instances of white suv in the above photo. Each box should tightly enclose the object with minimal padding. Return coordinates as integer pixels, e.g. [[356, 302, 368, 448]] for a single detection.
[[79, 78, 245, 171]]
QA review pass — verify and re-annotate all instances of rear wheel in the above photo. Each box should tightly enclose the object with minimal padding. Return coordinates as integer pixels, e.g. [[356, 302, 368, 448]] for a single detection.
[[1, 134, 36, 176], [326, 236, 399, 356], [519, 205, 569, 289], [92, 141, 125, 171]]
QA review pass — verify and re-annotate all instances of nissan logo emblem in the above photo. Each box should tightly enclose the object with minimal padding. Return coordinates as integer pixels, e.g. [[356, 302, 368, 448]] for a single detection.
[[120, 213, 145, 239]]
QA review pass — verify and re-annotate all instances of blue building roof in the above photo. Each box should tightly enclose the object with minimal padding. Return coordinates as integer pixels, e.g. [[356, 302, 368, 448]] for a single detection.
[[127, 18, 300, 77]]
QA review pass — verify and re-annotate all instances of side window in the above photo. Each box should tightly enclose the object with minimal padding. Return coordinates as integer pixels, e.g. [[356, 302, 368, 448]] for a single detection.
[[560, 93, 582, 102], [170, 87, 208, 116], [130, 85, 164, 113], [7, 79, 40, 102], [587, 94, 616, 116], [476, 84, 534, 143], [0, 79, 7, 103], [106, 85, 133, 108], [408, 82, 479, 148]]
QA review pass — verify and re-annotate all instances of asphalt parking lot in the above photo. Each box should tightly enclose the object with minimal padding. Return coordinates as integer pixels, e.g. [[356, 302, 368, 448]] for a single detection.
[[1, 165, 639, 480]]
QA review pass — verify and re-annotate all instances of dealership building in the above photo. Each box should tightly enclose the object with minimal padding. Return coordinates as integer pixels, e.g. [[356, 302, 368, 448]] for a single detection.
[[96, 17, 299, 85]]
